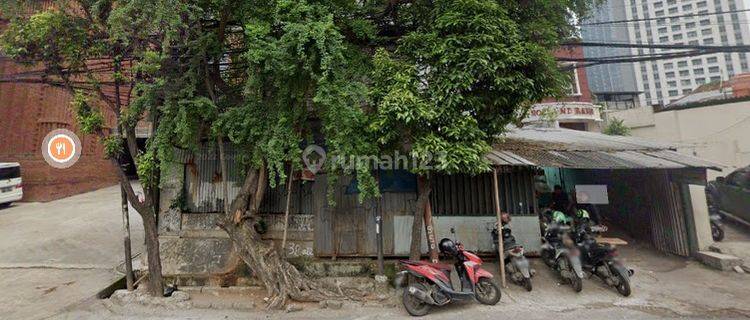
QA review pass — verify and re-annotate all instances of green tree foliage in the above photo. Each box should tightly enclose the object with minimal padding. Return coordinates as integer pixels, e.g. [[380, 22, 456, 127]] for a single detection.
[[604, 117, 632, 136], [1, 0, 601, 305]]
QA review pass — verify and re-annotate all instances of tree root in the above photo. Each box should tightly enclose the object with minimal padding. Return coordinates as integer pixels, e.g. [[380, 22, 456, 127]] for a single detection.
[[220, 218, 362, 309]]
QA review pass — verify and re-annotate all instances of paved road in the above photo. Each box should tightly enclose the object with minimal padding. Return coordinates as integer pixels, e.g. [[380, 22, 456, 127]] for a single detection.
[[59, 238, 750, 319], [0, 185, 144, 320]]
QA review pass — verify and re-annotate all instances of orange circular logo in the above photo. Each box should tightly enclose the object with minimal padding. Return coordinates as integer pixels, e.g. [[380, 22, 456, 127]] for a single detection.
[[41, 129, 81, 169]]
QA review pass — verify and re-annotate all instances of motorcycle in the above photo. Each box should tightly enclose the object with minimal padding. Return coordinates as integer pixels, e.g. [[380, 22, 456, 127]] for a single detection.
[[541, 217, 585, 292], [492, 214, 534, 291], [710, 213, 725, 242], [394, 238, 501, 316], [573, 221, 634, 297]]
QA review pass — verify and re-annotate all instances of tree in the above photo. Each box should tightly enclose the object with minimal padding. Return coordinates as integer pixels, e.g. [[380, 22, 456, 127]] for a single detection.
[[2, 0, 601, 307], [0, 0, 191, 297], [604, 117, 631, 136]]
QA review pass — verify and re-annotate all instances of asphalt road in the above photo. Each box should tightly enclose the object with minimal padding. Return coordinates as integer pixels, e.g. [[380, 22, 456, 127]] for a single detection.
[[0, 185, 144, 320]]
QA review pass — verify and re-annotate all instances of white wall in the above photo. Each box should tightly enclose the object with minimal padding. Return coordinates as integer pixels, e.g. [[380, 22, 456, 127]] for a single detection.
[[611, 101, 750, 179], [689, 185, 714, 251], [394, 216, 542, 256]]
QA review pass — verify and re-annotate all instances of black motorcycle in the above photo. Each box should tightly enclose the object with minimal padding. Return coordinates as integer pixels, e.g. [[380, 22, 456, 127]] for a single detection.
[[541, 223, 585, 292], [492, 218, 534, 291], [573, 222, 633, 297]]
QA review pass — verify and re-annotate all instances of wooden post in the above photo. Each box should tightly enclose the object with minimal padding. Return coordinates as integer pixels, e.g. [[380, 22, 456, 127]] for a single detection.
[[121, 185, 134, 291], [424, 197, 439, 263], [281, 167, 294, 253], [492, 168, 507, 288]]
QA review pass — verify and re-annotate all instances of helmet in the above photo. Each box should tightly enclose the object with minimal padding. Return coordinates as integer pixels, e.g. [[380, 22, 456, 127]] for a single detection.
[[439, 238, 459, 257]]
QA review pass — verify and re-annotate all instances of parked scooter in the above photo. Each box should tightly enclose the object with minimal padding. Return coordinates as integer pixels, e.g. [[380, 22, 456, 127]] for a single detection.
[[492, 213, 534, 291], [710, 213, 725, 242], [394, 238, 501, 316], [573, 220, 634, 297], [540, 212, 585, 292]]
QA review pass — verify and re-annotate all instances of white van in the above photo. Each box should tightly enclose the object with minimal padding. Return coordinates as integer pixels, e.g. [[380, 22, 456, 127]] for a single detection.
[[0, 162, 23, 207]]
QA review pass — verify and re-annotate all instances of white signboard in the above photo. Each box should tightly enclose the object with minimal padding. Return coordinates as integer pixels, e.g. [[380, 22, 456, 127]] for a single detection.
[[575, 185, 609, 204], [525, 102, 602, 123]]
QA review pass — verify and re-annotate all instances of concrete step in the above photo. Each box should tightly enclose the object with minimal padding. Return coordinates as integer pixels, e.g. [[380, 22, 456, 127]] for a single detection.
[[696, 251, 743, 271]]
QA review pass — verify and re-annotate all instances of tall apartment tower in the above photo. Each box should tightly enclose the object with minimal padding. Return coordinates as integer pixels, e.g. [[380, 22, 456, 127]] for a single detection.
[[582, 0, 750, 107]]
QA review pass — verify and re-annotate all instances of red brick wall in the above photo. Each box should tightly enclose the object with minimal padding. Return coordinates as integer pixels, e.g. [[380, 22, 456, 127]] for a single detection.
[[0, 61, 119, 202], [541, 46, 593, 104]]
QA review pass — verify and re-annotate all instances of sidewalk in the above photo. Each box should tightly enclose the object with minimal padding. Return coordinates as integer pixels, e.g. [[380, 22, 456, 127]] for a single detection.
[[0, 185, 144, 320]]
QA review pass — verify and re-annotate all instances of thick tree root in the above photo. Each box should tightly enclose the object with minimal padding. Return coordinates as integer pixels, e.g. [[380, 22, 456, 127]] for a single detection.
[[220, 219, 362, 309]]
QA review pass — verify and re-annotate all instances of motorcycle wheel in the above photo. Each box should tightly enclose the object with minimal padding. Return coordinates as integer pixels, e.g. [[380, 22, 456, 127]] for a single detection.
[[570, 273, 583, 293], [542, 250, 555, 267], [522, 277, 533, 292], [711, 222, 725, 242], [566, 258, 583, 293], [402, 282, 432, 316], [474, 278, 501, 305], [611, 265, 632, 297]]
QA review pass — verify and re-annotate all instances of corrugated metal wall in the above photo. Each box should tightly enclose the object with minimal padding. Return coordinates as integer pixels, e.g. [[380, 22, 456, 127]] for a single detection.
[[430, 167, 537, 216], [178, 145, 313, 214]]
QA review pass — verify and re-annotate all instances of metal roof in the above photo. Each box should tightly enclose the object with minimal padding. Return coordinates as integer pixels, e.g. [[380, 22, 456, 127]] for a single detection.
[[486, 126, 722, 170]]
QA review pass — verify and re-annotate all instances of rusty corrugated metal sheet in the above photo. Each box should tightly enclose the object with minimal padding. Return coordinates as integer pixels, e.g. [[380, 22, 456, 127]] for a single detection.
[[181, 145, 312, 214]]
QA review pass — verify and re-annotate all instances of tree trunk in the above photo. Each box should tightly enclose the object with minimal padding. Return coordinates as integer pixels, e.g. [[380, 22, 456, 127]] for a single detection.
[[141, 206, 165, 297], [409, 175, 432, 261], [216, 149, 352, 308]]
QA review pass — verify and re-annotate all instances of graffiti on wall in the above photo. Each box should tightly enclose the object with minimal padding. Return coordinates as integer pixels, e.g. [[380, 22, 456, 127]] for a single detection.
[[261, 214, 314, 232]]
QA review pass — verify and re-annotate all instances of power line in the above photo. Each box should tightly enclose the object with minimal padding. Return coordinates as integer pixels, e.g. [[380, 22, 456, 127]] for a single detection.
[[564, 41, 750, 51], [579, 8, 750, 26]]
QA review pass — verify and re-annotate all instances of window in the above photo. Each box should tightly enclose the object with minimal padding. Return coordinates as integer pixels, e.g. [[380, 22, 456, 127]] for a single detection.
[[686, 22, 696, 29], [0, 166, 21, 180], [704, 38, 714, 44], [694, 68, 705, 75], [710, 76, 721, 82], [678, 61, 688, 68], [667, 81, 677, 87], [566, 65, 581, 96], [691, 58, 702, 65], [682, 89, 692, 94], [681, 80, 692, 86], [659, 36, 669, 42], [701, 28, 713, 36], [664, 63, 674, 70], [700, 19, 711, 26], [688, 31, 698, 37], [679, 70, 690, 77], [709, 66, 720, 73], [707, 57, 718, 63], [669, 90, 679, 96], [696, 78, 706, 84], [673, 34, 683, 40], [672, 25, 682, 31], [666, 71, 676, 78]]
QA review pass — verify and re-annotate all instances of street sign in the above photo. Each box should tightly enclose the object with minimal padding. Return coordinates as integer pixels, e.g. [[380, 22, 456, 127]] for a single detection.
[[41, 129, 81, 169]]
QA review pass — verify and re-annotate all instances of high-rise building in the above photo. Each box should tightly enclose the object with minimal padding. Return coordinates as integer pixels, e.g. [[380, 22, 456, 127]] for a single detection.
[[581, 0, 750, 108]]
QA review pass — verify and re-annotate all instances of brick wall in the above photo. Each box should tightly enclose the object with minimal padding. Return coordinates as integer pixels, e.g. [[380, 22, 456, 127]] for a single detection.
[[0, 60, 119, 202], [541, 45, 594, 104]]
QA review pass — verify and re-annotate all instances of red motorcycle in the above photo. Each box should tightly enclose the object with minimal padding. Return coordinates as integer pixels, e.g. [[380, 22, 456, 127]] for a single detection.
[[394, 238, 501, 316]]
